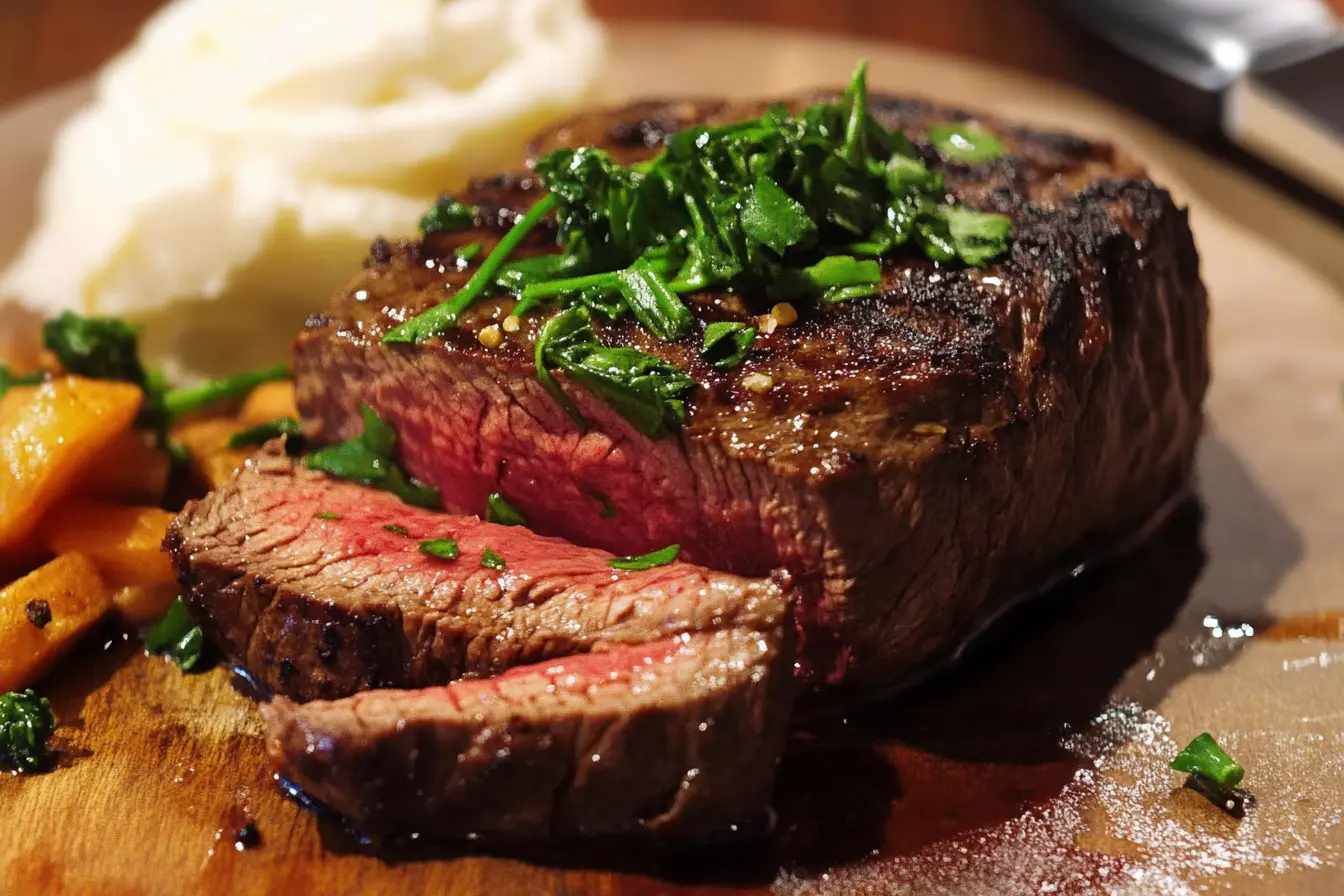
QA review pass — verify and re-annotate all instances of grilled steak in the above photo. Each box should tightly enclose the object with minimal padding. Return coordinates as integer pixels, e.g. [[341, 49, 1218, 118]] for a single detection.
[[294, 93, 1210, 691], [166, 445, 793, 701], [264, 628, 791, 842]]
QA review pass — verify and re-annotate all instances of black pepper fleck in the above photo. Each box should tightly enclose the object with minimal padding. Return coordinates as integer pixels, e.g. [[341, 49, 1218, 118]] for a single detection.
[[235, 822, 261, 849], [24, 600, 51, 629]]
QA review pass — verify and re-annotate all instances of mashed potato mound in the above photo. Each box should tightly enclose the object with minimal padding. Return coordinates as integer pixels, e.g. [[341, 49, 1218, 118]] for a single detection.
[[2, 0, 606, 378]]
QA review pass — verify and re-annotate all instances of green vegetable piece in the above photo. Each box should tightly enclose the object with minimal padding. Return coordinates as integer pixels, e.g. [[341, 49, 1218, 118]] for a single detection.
[[480, 548, 507, 570], [385, 194, 558, 342], [700, 321, 757, 370], [616, 265, 693, 341], [455, 241, 482, 264], [313, 511, 341, 520], [419, 538, 460, 560], [841, 60, 871, 165], [145, 597, 207, 673], [579, 483, 617, 519], [0, 365, 45, 397], [928, 123, 1005, 164], [741, 174, 816, 256], [608, 544, 680, 571], [916, 206, 1012, 268], [486, 493, 527, 526], [0, 689, 56, 772], [1171, 733, 1245, 788], [226, 417, 302, 449], [420, 195, 476, 235], [535, 308, 696, 439], [384, 524, 410, 536], [41, 311, 146, 385], [305, 403, 441, 509], [161, 363, 290, 419]]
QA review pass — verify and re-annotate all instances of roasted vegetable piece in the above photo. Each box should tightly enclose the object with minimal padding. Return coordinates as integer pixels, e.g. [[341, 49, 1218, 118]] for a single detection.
[[42, 504, 176, 589], [0, 377, 143, 552], [111, 583, 180, 627], [170, 417, 251, 489], [0, 553, 112, 693], [73, 429, 171, 506], [238, 380, 300, 427], [0, 688, 56, 772]]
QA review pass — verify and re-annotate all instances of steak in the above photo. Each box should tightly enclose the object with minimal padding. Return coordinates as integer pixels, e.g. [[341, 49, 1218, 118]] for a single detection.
[[166, 445, 793, 701], [294, 92, 1210, 691], [264, 628, 791, 842]]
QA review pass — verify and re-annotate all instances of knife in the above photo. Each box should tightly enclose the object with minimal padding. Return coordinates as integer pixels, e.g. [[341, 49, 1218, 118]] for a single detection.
[[1052, 0, 1344, 204]]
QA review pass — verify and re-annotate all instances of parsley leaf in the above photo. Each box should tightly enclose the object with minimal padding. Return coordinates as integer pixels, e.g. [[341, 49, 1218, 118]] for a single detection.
[[419, 538, 460, 560], [0, 365, 44, 397], [420, 195, 477, 235], [384, 523, 410, 536], [0, 689, 56, 772], [928, 123, 1005, 164], [480, 548, 507, 570], [608, 544, 680, 570], [161, 364, 290, 419], [226, 417, 302, 449], [486, 493, 527, 527], [305, 404, 441, 509], [700, 322, 757, 369], [145, 597, 208, 673]]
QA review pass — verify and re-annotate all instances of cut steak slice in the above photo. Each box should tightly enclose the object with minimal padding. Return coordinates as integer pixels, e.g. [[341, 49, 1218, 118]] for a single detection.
[[294, 91, 1210, 691], [166, 445, 793, 701], [264, 627, 791, 842]]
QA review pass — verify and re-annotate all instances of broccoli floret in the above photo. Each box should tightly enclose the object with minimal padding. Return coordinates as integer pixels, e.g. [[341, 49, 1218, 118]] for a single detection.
[[0, 689, 56, 772]]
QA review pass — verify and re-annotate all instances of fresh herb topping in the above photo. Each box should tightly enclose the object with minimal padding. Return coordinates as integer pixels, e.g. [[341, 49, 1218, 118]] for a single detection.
[[419, 538, 460, 560], [928, 123, 1005, 164], [535, 307, 695, 437], [145, 597, 207, 672], [480, 548, 507, 570], [1171, 732, 1244, 788], [42, 311, 146, 384], [161, 364, 289, 419], [0, 689, 56, 772], [700, 322, 758, 370], [608, 544, 680, 570], [305, 404, 441, 509], [384, 523, 410, 536], [385, 61, 1011, 435], [313, 511, 341, 521], [485, 493, 527, 527], [455, 241, 482, 266], [420, 195, 477, 235], [226, 417, 302, 449], [579, 483, 617, 519], [0, 365, 45, 397]]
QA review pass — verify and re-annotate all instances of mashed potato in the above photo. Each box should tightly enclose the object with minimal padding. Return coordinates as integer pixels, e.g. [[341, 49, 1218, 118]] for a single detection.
[[2, 0, 606, 378]]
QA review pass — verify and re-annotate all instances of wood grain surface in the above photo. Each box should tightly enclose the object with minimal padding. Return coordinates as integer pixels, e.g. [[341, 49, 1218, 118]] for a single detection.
[[4, 16, 1344, 896], [4, 0, 1341, 110]]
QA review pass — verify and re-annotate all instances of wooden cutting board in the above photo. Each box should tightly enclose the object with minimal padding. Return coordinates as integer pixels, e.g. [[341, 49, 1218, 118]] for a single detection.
[[3, 23, 1344, 896]]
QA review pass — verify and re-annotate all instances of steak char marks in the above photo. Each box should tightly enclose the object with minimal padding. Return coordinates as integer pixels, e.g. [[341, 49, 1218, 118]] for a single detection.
[[295, 92, 1210, 691]]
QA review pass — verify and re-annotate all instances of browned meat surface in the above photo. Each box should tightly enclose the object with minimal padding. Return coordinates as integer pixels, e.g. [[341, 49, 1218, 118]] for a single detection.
[[166, 446, 792, 701], [264, 627, 792, 843], [294, 92, 1209, 691]]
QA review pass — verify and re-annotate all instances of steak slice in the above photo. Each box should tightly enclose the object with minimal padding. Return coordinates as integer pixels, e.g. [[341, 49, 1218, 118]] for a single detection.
[[166, 445, 793, 701], [264, 627, 791, 842], [295, 91, 1210, 691]]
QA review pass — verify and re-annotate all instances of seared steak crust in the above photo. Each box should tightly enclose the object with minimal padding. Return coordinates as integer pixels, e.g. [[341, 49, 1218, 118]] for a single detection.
[[166, 446, 792, 701], [264, 628, 792, 842], [294, 92, 1209, 690]]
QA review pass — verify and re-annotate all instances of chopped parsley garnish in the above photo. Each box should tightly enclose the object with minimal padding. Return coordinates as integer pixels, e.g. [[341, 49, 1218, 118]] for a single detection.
[[700, 322, 757, 370], [313, 511, 341, 520], [535, 307, 695, 437], [607, 544, 680, 570], [384, 523, 410, 536], [418, 538, 460, 560], [928, 123, 1005, 164], [579, 483, 617, 519], [384, 61, 1010, 437], [145, 597, 207, 673], [480, 548, 507, 570], [420, 195, 477, 235], [0, 689, 56, 772], [161, 363, 290, 419], [305, 404, 441, 509], [455, 241, 482, 265], [1171, 732, 1244, 788], [485, 493, 527, 527], [226, 417, 302, 449]]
